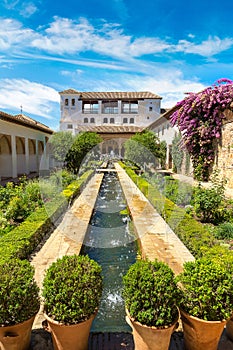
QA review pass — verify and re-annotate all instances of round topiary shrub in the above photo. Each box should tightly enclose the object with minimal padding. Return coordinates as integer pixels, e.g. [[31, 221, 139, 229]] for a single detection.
[[123, 259, 180, 327], [0, 259, 40, 326], [176, 258, 233, 321], [42, 254, 103, 325]]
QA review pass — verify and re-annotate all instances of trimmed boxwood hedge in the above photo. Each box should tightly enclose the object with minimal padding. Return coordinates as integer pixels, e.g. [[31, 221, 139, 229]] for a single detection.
[[119, 162, 230, 259], [0, 170, 93, 264]]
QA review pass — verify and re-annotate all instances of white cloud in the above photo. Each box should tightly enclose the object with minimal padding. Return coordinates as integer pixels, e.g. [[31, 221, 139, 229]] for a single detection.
[[1, 16, 233, 61], [20, 2, 38, 18], [0, 18, 37, 50], [124, 72, 205, 107], [174, 36, 233, 56], [0, 79, 59, 119], [31, 17, 95, 54]]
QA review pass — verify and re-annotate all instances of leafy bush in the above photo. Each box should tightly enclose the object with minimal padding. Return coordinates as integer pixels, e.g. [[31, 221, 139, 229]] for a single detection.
[[0, 170, 93, 263], [213, 222, 233, 240], [163, 177, 193, 207], [119, 162, 218, 258], [42, 255, 102, 324], [143, 173, 193, 208], [123, 259, 180, 327], [0, 259, 40, 326], [0, 170, 77, 235], [176, 258, 233, 321], [193, 173, 232, 224]]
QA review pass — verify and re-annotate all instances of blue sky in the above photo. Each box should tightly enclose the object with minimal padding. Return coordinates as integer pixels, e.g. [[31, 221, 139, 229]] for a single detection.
[[1, 0, 233, 130]]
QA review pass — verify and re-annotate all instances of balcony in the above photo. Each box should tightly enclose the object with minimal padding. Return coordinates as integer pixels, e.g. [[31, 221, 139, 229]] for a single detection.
[[82, 109, 99, 114]]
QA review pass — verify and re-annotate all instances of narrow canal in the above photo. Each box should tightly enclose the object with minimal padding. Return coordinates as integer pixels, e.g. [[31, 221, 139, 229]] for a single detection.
[[81, 170, 138, 332]]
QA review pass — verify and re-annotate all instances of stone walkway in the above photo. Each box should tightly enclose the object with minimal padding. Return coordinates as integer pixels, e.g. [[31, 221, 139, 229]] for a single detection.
[[31, 173, 103, 329], [115, 163, 194, 275]]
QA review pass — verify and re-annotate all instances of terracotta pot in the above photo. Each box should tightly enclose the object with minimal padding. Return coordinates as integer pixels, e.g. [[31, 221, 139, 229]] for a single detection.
[[180, 309, 226, 350], [125, 309, 178, 350], [0, 315, 35, 350], [226, 315, 233, 341], [44, 313, 96, 350]]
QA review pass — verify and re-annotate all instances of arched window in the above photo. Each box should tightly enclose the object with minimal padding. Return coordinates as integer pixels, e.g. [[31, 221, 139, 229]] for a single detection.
[[103, 118, 108, 123], [90, 117, 95, 123], [123, 118, 128, 123], [0, 135, 11, 154], [16, 137, 25, 154], [28, 139, 36, 154], [84, 118, 88, 123], [110, 118, 115, 124], [130, 118, 134, 124], [65, 98, 69, 106]]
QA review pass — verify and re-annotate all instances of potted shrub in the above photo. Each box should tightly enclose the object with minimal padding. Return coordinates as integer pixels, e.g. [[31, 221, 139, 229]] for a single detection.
[[176, 257, 233, 350], [122, 259, 180, 350], [42, 254, 102, 350], [0, 258, 40, 350]]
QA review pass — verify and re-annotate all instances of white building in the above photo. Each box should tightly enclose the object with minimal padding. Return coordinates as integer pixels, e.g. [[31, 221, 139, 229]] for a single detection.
[[59, 89, 162, 134], [0, 111, 53, 181], [148, 106, 179, 169], [58, 88, 180, 168]]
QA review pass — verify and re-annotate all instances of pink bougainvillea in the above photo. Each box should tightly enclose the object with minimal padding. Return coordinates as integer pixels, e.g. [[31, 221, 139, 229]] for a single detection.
[[170, 79, 233, 181]]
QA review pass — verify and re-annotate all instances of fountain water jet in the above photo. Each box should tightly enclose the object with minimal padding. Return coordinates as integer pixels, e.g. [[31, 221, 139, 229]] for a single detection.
[[81, 170, 138, 332]]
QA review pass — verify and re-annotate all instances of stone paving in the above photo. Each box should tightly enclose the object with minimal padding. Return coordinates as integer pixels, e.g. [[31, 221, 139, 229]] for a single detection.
[[31, 173, 103, 329], [114, 163, 195, 275]]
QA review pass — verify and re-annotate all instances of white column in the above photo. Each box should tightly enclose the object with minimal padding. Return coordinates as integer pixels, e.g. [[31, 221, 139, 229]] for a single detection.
[[98, 100, 102, 114], [40, 138, 49, 171], [11, 135, 17, 178], [36, 139, 39, 171], [118, 100, 122, 113], [25, 137, 29, 174]]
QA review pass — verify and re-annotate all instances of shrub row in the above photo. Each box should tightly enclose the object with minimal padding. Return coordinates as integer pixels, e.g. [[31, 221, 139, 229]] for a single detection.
[[119, 162, 231, 259], [0, 170, 93, 264]]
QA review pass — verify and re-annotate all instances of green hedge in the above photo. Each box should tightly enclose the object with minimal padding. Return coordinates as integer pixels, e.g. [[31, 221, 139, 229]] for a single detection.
[[119, 162, 228, 259], [0, 170, 93, 264]]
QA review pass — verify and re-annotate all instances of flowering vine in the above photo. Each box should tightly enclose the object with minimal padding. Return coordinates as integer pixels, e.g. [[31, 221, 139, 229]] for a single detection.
[[170, 78, 233, 181]]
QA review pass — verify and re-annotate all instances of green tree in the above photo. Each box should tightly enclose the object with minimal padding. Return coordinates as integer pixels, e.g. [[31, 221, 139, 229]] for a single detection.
[[49, 131, 74, 163], [124, 130, 165, 168], [66, 132, 102, 173]]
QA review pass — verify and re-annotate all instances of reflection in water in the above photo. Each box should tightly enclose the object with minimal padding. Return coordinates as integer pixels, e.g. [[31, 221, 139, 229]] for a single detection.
[[81, 172, 138, 332]]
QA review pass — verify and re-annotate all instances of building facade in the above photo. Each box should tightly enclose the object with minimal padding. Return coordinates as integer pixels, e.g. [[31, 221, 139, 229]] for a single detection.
[[148, 107, 179, 169], [59, 89, 162, 134], [59, 89, 163, 157], [0, 111, 53, 181]]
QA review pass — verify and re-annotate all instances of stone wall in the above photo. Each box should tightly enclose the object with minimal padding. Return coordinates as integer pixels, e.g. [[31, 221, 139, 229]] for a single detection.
[[214, 109, 233, 188]]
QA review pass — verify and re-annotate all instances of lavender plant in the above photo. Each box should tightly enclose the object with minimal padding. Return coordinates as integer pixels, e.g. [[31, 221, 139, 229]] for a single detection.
[[170, 78, 233, 181]]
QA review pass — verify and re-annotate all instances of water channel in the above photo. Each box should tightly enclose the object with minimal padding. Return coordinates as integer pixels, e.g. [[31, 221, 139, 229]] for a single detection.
[[81, 169, 138, 332]]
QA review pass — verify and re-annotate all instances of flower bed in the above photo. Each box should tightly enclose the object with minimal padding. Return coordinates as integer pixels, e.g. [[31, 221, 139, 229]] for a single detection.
[[0, 170, 93, 264], [119, 162, 232, 261]]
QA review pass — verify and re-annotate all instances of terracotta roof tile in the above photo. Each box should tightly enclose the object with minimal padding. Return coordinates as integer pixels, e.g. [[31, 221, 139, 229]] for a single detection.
[[59, 90, 161, 100], [0, 111, 53, 134]]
